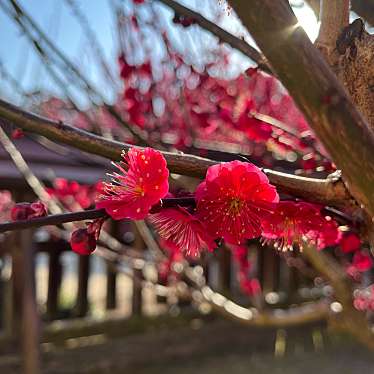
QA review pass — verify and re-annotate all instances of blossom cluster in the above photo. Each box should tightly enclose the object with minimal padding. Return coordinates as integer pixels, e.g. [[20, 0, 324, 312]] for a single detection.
[[46, 178, 102, 211], [341, 232, 373, 280], [11, 201, 47, 221], [114, 5, 335, 175], [81, 147, 346, 259]]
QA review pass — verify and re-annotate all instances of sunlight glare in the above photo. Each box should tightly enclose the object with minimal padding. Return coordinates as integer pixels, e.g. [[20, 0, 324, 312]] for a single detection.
[[293, 3, 320, 42]]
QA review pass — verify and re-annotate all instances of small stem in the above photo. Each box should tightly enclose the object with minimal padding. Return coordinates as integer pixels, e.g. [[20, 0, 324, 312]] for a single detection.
[[322, 206, 355, 225], [0, 197, 196, 233], [251, 111, 326, 160], [161, 197, 196, 208], [0, 209, 107, 233], [155, 0, 272, 74]]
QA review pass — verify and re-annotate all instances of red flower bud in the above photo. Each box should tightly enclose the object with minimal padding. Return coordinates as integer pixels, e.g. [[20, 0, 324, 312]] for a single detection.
[[70, 218, 105, 256], [172, 14, 195, 27], [245, 67, 258, 77], [70, 228, 97, 256], [11, 201, 48, 221]]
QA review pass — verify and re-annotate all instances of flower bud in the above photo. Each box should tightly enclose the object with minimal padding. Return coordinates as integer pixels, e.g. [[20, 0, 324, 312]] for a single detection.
[[11, 201, 47, 221], [70, 228, 97, 256]]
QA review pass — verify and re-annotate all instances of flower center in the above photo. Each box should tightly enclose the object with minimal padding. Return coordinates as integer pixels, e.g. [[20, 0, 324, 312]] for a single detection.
[[282, 218, 303, 250], [229, 198, 242, 215], [134, 185, 145, 196]]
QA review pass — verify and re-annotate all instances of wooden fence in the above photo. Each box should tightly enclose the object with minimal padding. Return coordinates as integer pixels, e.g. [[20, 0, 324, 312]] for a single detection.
[[0, 221, 316, 373]]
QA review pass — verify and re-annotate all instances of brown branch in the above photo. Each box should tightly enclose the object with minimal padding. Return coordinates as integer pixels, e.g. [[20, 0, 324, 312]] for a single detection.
[[183, 268, 329, 327], [0, 98, 353, 209], [203, 289, 329, 327], [0, 209, 107, 233], [155, 0, 272, 74], [251, 111, 326, 159], [228, 0, 374, 218], [352, 0, 374, 26], [0, 197, 198, 233], [316, 0, 350, 62]]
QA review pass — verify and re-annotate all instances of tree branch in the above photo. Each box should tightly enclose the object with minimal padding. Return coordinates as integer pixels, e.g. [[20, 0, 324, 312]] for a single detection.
[[202, 288, 329, 327], [0, 197, 197, 233], [154, 0, 272, 74], [352, 0, 374, 25], [0, 209, 107, 233], [183, 268, 329, 327], [228, 0, 374, 218], [0, 98, 353, 209], [307, 0, 374, 27], [316, 0, 350, 62]]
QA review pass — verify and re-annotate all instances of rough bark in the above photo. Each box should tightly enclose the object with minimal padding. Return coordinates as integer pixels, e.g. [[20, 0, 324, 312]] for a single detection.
[[315, 0, 350, 64], [337, 31, 374, 132], [315, 1, 374, 133]]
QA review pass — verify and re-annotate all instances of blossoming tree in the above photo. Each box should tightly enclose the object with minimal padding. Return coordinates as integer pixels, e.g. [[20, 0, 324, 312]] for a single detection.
[[0, 0, 374, 352]]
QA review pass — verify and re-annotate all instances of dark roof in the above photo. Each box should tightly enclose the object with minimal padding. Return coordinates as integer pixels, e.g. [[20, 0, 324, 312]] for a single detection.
[[0, 129, 106, 190]]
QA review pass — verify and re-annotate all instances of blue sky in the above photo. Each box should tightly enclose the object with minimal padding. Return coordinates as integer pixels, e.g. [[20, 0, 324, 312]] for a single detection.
[[0, 0, 118, 105], [0, 1, 319, 108]]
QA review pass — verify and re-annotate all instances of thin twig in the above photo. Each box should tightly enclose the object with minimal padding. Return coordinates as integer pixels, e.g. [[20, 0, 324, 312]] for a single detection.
[[154, 0, 272, 74], [64, 0, 118, 87], [0, 126, 62, 215], [0, 209, 107, 234], [0, 197, 196, 233], [2, 0, 150, 146], [251, 111, 326, 160], [183, 267, 329, 327]]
